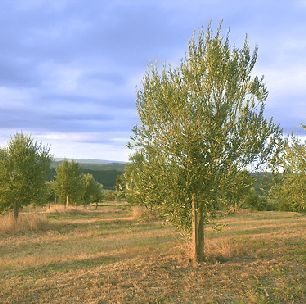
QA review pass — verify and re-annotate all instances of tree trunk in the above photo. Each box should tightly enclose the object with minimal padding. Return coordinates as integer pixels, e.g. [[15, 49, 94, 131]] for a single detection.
[[192, 194, 199, 266], [192, 195, 205, 265], [197, 210, 204, 263], [14, 200, 19, 222], [66, 195, 69, 208]]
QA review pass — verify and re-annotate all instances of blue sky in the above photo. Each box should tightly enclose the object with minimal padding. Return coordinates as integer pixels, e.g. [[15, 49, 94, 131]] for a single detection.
[[0, 1, 305, 162]]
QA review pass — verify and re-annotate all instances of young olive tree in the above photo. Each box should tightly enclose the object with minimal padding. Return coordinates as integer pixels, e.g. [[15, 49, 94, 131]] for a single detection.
[[53, 159, 84, 207], [124, 22, 283, 264], [0, 132, 52, 220], [269, 132, 306, 213], [81, 173, 104, 207]]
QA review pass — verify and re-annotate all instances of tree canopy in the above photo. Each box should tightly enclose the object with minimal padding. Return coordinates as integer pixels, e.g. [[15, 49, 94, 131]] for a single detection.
[[81, 173, 104, 206], [0, 132, 52, 220], [53, 159, 84, 206], [269, 132, 306, 213], [124, 21, 283, 263]]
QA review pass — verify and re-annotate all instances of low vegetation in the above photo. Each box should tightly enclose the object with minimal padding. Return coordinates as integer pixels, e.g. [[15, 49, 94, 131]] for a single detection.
[[0, 212, 47, 234], [1, 202, 305, 303]]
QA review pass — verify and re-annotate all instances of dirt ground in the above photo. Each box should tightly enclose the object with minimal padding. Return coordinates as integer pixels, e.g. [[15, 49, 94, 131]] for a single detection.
[[1, 205, 305, 303]]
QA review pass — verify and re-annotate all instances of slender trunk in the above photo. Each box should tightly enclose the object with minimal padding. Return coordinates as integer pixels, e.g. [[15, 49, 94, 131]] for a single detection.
[[192, 194, 199, 266], [197, 210, 204, 263], [14, 200, 19, 222], [66, 195, 69, 208]]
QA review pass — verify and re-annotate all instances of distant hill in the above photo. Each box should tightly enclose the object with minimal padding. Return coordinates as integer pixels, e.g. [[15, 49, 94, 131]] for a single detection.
[[48, 159, 274, 192], [51, 158, 126, 170], [51, 158, 126, 167], [48, 158, 127, 190]]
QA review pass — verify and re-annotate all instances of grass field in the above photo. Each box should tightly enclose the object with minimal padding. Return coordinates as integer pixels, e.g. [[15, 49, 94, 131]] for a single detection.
[[0, 202, 305, 303]]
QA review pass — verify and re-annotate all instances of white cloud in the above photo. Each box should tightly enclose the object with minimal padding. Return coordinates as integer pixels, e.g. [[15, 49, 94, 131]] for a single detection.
[[34, 131, 130, 143], [49, 140, 130, 162], [0, 130, 130, 161], [251, 61, 306, 107], [111, 137, 130, 142], [265, 68, 306, 97]]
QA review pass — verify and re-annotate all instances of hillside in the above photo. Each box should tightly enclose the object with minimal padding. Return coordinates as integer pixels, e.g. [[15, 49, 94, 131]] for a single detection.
[[48, 160, 274, 192], [48, 159, 127, 190], [51, 158, 126, 171]]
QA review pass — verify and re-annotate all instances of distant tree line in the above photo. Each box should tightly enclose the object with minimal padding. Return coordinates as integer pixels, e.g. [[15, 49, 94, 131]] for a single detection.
[[49, 159, 105, 207], [1, 129, 305, 226], [46, 167, 123, 190], [51, 161, 126, 171], [0, 133, 108, 221]]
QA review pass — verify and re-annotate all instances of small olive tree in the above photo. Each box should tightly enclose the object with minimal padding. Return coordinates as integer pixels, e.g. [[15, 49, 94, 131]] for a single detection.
[[53, 159, 84, 207], [269, 131, 306, 213], [0, 132, 52, 220], [81, 173, 104, 207], [124, 21, 283, 264]]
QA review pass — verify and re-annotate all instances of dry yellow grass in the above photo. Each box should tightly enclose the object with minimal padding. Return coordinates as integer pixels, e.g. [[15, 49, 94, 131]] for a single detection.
[[0, 212, 47, 235], [131, 205, 159, 221], [45, 204, 91, 214], [0, 204, 305, 303]]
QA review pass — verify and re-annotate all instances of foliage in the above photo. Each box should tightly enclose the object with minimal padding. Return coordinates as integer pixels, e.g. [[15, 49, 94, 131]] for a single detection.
[[0, 132, 52, 218], [53, 159, 84, 206], [105, 190, 118, 201], [124, 21, 283, 262], [81, 173, 104, 205], [243, 187, 275, 211], [269, 133, 306, 213], [222, 169, 255, 211], [44, 181, 56, 206], [252, 172, 274, 196], [47, 167, 123, 190], [235, 172, 276, 211], [115, 174, 126, 199], [51, 160, 126, 172]]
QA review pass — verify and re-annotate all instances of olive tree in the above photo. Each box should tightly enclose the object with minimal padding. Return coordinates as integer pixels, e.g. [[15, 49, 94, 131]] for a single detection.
[[0, 132, 52, 220], [269, 132, 306, 213], [222, 169, 255, 212], [81, 173, 104, 207], [124, 22, 283, 264], [53, 159, 84, 207]]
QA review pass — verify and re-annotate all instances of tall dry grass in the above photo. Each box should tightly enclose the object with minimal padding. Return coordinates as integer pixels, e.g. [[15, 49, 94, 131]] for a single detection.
[[45, 204, 90, 215], [0, 213, 47, 235], [175, 237, 254, 265], [131, 205, 159, 221], [1, 206, 305, 303]]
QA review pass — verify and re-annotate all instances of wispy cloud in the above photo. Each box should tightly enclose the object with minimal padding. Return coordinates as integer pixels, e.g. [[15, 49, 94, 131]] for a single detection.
[[0, 1, 305, 160]]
